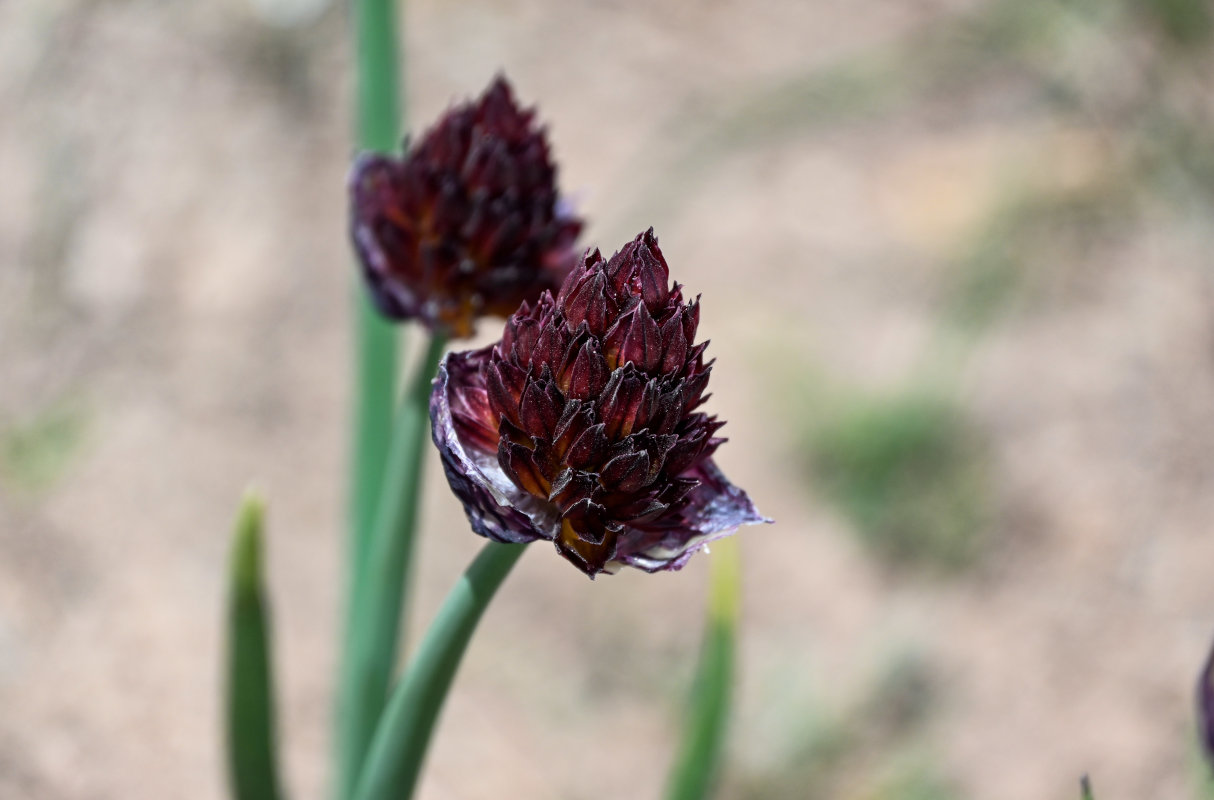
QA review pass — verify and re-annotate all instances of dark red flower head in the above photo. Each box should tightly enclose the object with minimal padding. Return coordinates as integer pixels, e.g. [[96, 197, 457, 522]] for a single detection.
[[349, 75, 582, 338], [431, 229, 767, 577]]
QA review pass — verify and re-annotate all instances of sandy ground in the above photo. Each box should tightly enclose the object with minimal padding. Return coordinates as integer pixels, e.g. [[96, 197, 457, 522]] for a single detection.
[[3, 0, 1214, 798]]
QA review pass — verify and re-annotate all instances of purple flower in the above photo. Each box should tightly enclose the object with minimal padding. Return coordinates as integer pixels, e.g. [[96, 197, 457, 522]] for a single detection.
[[431, 229, 768, 577], [349, 75, 582, 338]]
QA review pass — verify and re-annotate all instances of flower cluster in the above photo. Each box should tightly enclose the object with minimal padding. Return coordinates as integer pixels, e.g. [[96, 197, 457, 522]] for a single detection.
[[349, 76, 581, 338], [432, 229, 766, 577]]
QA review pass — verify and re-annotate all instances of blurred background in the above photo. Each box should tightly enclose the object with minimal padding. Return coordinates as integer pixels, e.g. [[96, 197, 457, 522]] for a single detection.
[[4, 0, 1214, 797]]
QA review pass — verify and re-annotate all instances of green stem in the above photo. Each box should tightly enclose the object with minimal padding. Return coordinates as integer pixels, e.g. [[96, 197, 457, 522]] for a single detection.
[[342, 1, 405, 794], [349, 0, 404, 606], [338, 334, 446, 800], [226, 494, 284, 800], [355, 0, 403, 154], [664, 537, 741, 800], [352, 307, 401, 585], [354, 541, 528, 800]]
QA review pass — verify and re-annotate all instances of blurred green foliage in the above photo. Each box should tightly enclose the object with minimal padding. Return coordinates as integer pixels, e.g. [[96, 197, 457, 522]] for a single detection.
[[732, 653, 954, 800], [806, 392, 990, 572], [867, 758, 959, 800], [944, 175, 1134, 333], [1138, 0, 1213, 48], [1189, 743, 1214, 799], [0, 401, 88, 493]]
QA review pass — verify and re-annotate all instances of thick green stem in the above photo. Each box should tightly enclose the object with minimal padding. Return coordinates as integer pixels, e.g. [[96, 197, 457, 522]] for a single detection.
[[338, 335, 446, 800], [664, 537, 741, 800], [226, 494, 284, 800], [354, 541, 528, 800]]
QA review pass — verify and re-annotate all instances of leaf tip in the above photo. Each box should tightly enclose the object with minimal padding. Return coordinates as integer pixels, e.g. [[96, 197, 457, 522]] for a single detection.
[[231, 490, 266, 593]]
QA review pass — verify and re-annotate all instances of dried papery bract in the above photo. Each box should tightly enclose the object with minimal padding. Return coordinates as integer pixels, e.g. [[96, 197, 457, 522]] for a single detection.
[[350, 75, 582, 338], [432, 229, 768, 577]]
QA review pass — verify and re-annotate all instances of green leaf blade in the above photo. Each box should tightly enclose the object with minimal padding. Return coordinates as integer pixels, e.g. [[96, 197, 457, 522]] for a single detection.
[[665, 537, 741, 800], [226, 494, 284, 800]]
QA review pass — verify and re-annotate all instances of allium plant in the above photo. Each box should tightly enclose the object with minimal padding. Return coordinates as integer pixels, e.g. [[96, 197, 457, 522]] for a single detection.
[[220, 6, 1214, 798], [222, 12, 763, 800], [349, 75, 582, 338], [336, 74, 585, 800], [353, 230, 765, 800], [433, 229, 767, 576]]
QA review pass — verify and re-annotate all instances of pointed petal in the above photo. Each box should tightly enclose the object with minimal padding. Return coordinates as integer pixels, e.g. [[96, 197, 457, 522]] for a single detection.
[[567, 339, 610, 401], [600, 450, 651, 492], [660, 312, 689, 374], [634, 231, 670, 311], [566, 422, 608, 471], [621, 301, 662, 372], [519, 380, 559, 438]]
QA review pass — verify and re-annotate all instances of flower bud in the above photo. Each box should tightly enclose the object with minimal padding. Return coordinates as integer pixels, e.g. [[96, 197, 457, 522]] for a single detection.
[[350, 76, 582, 338]]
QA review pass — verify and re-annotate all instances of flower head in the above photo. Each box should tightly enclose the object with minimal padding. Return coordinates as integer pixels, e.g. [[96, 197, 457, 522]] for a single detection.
[[350, 76, 582, 338], [432, 229, 768, 577]]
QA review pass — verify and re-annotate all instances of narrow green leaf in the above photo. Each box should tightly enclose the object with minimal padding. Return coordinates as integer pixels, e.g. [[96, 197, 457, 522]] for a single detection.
[[1081, 775, 1095, 800], [226, 493, 284, 800], [354, 541, 527, 800], [338, 335, 447, 800], [664, 537, 742, 800]]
